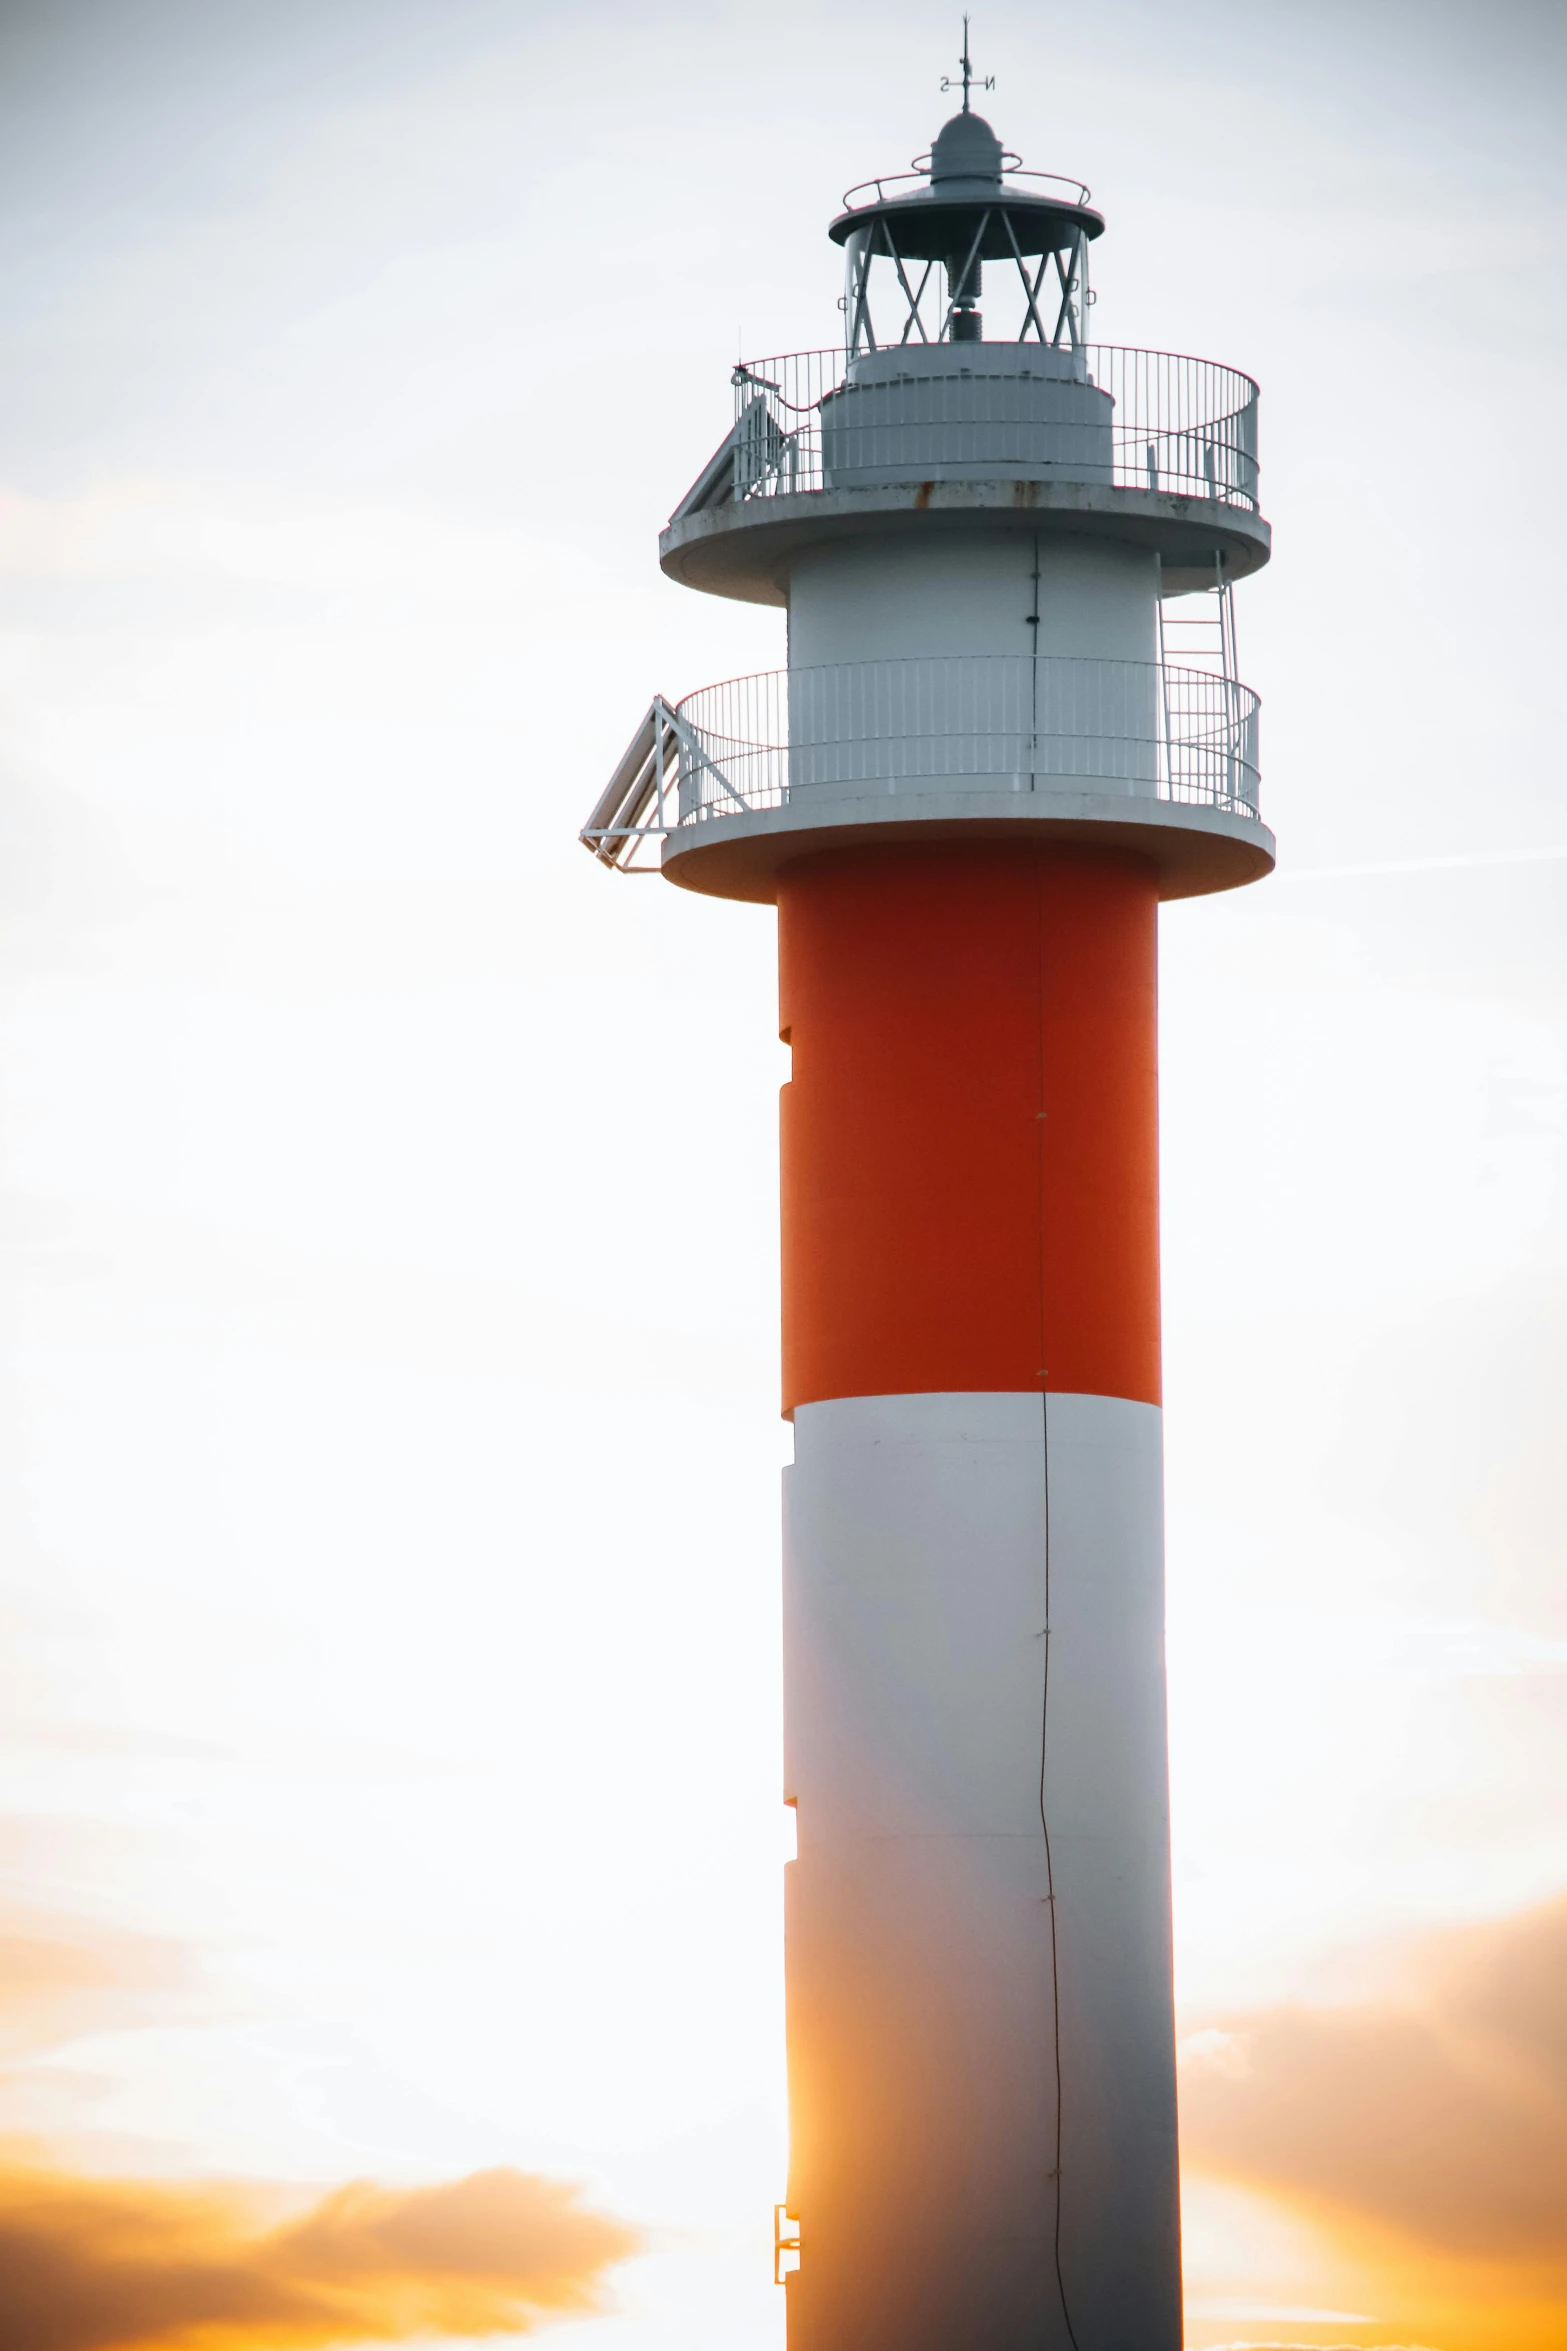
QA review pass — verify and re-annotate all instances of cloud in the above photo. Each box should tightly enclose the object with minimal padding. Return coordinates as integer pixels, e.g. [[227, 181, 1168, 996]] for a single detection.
[[0, 2160, 640, 2351], [1181, 1891, 1567, 2267], [0, 1840, 241, 2069], [0, 1893, 639, 2350], [1180, 1894, 1567, 2350], [0, 480, 555, 610], [1185, 2305, 1375, 2323], [0, 1911, 198, 2064]]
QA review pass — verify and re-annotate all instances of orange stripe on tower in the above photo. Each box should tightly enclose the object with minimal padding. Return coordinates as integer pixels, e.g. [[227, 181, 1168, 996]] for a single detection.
[[779, 842, 1161, 1414]]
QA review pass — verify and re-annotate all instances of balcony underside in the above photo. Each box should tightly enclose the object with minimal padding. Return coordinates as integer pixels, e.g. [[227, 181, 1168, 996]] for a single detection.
[[658, 788, 1276, 904], [660, 479, 1272, 607]]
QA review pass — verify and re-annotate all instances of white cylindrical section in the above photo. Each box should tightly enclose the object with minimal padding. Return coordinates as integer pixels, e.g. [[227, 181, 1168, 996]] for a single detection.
[[782, 1390, 1180, 2351], [785, 532, 1161, 804], [818, 344, 1113, 488], [788, 530, 1158, 668]]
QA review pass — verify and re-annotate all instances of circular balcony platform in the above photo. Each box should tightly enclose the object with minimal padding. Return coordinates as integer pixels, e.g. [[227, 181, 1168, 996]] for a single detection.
[[660, 787, 1274, 903], [599, 656, 1278, 905], [661, 476, 1271, 606], [661, 343, 1270, 604]]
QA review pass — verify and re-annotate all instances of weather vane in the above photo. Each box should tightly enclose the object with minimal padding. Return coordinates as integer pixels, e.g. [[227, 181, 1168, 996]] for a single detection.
[[941, 15, 994, 114]]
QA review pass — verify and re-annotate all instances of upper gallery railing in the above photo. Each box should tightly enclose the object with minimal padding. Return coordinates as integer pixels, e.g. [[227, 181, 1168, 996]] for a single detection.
[[723, 346, 1260, 510], [836, 166, 1095, 213]]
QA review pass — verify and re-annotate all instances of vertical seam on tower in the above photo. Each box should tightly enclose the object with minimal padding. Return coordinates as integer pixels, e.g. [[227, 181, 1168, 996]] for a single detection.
[[1037, 858, 1083, 2351], [1029, 532, 1042, 792]]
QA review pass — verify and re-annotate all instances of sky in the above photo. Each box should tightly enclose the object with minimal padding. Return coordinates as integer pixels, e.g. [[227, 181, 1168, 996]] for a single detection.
[[0, 1, 1561, 2347]]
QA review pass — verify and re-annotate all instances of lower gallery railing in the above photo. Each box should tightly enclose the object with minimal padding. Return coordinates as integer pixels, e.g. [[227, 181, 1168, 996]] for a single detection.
[[673, 658, 1262, 827]]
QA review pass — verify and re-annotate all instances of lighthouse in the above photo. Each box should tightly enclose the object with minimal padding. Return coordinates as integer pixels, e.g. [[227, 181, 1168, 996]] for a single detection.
[[583, 38, 1271, 2351]]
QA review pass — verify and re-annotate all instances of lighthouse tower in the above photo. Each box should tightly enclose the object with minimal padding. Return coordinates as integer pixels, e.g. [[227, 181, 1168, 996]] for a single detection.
[[584, 41, 1271, 2351]]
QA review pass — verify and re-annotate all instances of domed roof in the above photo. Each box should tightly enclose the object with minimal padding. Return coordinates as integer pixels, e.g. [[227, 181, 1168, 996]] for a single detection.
[[827, 95, 1104, 260], [929, 107, 1005, 190]]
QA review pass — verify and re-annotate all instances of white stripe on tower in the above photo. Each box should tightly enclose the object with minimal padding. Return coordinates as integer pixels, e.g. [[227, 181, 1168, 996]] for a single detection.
[[783, 1390, 1177, 2351]]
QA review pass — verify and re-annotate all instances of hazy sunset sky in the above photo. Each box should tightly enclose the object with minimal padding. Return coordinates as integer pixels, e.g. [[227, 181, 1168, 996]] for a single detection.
[[0, 2, 1562, 2347]]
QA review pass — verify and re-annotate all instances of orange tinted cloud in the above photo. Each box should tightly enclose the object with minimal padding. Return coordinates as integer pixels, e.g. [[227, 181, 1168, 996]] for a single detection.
[[0, 1892, 639, 2349], [1181, 1892, 1567, 2350], [0, 2160, 640, 2351], [0, 1812, 220, 2066], [0, 1914, 196, 2061]]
